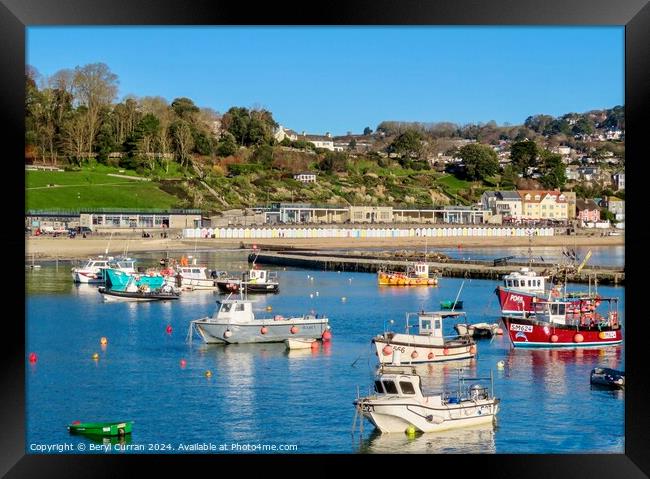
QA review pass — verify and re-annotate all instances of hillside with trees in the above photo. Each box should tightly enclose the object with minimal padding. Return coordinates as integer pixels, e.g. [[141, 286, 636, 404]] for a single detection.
[[25, 62, 624, 212]]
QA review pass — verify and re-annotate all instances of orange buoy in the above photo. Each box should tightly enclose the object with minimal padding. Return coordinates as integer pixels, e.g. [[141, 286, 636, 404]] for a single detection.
[[496, 328, 504, 335], [180, 359, 187, 368], [550, 334, 559, 343], [598, 332, 607, 340], [382, 345, 393, 356], [469, 345, 477, 354], [166, 325, 173, 334], [411, 350, 418, 359], [290, 326, 299, 334], [322, 330, 332, 341], [28, 352, 38, 363], [260, 326, 268, 335], [311, 341, 319, 349], [100, 337, 108, 345], [427, 352, 435, 360], [443, 348, 450, 356], [574, 333, 584, 343]]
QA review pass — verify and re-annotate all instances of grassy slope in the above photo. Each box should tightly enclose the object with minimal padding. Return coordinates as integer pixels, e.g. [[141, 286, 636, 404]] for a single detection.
[[26, 170, 181, 210]]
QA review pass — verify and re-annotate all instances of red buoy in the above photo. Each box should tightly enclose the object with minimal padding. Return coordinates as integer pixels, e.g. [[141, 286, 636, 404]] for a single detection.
[[443, 348, 450, 356], [311, 341, 319, 349], [428, 352, 434, 360], [322, 330, 332, 342], [382, 345, 393, 356], [180, 359, 187, 368], [28, 352, 38, 364], [411, 350, 418, 359], [574, 333, 584, 343], [72, 420, 81, 425], [290, 326, 299, 334], [496, 328, 504, 335], [166, 325, 173, 334], [469, 345, 477, 354], [260, 326, 268, 335], [550, 334, 559, 343]]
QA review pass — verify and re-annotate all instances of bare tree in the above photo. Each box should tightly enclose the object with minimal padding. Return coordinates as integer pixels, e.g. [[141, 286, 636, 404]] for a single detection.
[[72, 63, 118, 157], [171, 120, 194, 168], [61, 112, 88, 164]]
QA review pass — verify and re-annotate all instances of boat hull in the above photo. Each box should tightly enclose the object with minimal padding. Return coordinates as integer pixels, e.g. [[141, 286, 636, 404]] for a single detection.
[[502, 316, 622, 348], [72, 271, 103, 284], [68, 421, 132, 436], [216, 280, 279, 294], [180, 277, 218, 290], [99, 288, 180, 302], [356, 398, 498, 433], [192, 318, 329, 344], [378, 272, 438, 286], [373, 336, 475, 363]]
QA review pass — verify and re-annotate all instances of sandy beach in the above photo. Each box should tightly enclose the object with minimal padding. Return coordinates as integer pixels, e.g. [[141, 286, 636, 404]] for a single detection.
[[25, 233, 624, 261]]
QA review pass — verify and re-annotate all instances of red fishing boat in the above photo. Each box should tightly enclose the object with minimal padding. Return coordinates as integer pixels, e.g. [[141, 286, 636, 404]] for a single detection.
[[501, 297, 622, 349]]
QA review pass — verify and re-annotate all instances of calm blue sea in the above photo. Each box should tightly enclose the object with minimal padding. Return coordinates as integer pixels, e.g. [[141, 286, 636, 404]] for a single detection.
[[25, 250, 624, 454]]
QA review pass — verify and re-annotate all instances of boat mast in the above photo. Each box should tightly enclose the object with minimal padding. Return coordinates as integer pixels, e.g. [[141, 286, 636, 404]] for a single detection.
[[105, 232, 113, 256]]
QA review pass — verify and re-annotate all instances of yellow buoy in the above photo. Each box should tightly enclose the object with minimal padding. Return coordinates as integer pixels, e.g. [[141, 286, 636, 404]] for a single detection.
[[100, 337, 108, 345], [92, 353, 100, 360], [266, 306, 273, 312], [205, 370, 212, 378], [406, 425, 416, 436]]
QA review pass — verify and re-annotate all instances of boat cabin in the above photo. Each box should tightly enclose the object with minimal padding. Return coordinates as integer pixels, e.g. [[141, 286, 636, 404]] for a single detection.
[[503, 267, 546, 294], [246, 269, 277, 283], [80, 256, 112, 271], [107, 257, 136, 273], [178, 266, 209, 279], [405, 311, 467, 339], [211, 299, 256, 323], [373, 373, 426, 400], [412, 262, 431, 278], [532, 300, 571, 325]]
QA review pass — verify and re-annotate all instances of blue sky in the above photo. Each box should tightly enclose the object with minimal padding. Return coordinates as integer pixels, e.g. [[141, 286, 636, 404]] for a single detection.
[[27, 26, 624, 135]]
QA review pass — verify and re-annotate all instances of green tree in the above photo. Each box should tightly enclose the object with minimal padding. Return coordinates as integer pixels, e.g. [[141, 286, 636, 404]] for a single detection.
[[539, 151, 567, 189], [319, 151, 348, 173], [510, 140, 539, 177], [251, 145, 274, 168], [388, 130, 423, 159], [457, 143, 499, 180], [363, 126, 373, 135], [348, 139, 357, 151], [215, 132, 238, 157], [222, 107, 250, 146], [171, 97, 200, 121], [572, 117, 595, 135]]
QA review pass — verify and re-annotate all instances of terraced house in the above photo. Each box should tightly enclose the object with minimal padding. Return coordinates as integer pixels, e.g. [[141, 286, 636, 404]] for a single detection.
[[518, 190, 569, 221]]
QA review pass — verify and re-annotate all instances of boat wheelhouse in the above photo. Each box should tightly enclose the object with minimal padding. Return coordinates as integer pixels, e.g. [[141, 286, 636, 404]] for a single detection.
[[495, 267, 548, 315], [189, 298, 330, 344], [71, 256, 113, 284], [353, 368, 499, 433], [378, 262, 439, 286], [373, 311, 476, 364], [175, 265, 218, 290], [501, 297, 622, 348]]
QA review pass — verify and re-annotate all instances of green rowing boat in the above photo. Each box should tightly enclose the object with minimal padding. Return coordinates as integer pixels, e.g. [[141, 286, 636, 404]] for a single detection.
[[68, 421, 133, 436], [440, 300, 463, 310]]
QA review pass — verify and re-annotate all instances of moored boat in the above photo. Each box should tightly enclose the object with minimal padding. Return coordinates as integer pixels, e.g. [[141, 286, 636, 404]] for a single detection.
[[501, 297, 622, 348], [285, 338, 317, 350], [590, 367, 625, 389], [68, 421, 132, 437], [216, 268, 279, 294], [373, 311, 476, 364], [98, 272, 180, 302], [378, 262, 439, 287], [455, 322, 500, 338], [352, 368, 499, 433], [189, 297, 330, 344]]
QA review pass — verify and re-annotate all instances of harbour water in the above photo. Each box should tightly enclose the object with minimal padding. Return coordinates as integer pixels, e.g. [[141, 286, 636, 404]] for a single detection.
[[26, 250, 624, 454]]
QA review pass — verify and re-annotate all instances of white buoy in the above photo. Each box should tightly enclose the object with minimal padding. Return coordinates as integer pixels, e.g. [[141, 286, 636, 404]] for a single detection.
[[309, 293, 314, 298], [341, 296, 347, 302], [497, 360, 505, 369], [315, 291, 319, 296]]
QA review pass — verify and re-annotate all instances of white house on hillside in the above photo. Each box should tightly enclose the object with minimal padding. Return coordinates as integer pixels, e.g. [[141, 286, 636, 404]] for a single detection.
[[293, 172, 317, 183]]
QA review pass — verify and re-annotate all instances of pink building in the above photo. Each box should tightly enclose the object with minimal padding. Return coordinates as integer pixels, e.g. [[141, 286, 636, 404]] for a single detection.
[[576, 199, 601, 223]]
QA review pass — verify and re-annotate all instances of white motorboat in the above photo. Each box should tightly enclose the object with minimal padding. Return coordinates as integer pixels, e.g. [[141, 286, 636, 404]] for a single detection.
[[285, 338, 317, 350], [373, 311, 476, 364], [173, 265, 218, 290], [455, 322, 500, 338], [71, 256, 137, 284], [353, 368, 499, 434], [189, 297, 330, 344]]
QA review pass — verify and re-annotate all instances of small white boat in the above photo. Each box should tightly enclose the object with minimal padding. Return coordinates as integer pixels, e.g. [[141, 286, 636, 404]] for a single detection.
[[189, 297, 330, 344], [455, 322, 500, 338], [71, 256, 137, 284], [285, 338, 317, 350], [174, 265, 218, 290], [373, 311, 476, 364], [353, 368, 499, 434]]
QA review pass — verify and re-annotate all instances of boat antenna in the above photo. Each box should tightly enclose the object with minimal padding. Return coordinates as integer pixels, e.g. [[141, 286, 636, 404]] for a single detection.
[[451, 280, 465, 312], [105, 231, 113, 255]]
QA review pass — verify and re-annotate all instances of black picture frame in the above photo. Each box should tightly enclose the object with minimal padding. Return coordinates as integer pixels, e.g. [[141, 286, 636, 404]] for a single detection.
[[5, 0, 648, 476]]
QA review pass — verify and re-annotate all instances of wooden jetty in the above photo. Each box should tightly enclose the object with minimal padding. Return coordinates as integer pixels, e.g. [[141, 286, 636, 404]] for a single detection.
[[248, 250, 624, 285]]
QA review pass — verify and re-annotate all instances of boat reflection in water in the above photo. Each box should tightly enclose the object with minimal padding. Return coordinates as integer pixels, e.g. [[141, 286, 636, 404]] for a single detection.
[[358, 423, 496, 454]]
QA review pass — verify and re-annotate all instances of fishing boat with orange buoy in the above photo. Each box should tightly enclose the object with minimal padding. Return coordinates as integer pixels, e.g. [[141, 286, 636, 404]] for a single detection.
[[377, 262, 439, 287], [373, 311, 476, 364], [501, 296, 622, 349], [189, 295, 330, 344]]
